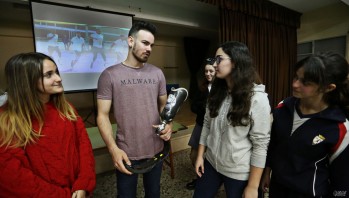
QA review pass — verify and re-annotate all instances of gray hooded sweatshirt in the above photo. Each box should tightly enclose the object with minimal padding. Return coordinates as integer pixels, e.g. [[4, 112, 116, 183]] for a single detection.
[[199, 84, 271, 180]]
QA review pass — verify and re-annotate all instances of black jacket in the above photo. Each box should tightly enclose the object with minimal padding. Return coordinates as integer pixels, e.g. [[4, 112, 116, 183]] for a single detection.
[[190, 87, 209, 126], [266, 97, 349, 197]]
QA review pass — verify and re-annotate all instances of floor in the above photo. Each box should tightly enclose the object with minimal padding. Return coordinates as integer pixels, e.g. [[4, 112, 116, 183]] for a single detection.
[[93, 148, 227, 198]]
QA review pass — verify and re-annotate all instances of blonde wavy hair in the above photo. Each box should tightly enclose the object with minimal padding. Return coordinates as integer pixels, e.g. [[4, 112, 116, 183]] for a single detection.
[[0, 52, 77, 148]]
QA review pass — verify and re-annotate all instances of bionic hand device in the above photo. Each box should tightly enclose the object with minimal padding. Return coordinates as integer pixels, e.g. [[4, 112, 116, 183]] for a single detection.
[[156, 87, 189, 135], [124, 87, 188, 174]]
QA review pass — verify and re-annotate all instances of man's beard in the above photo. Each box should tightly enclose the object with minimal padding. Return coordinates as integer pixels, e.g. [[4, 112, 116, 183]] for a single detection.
[[132, 48, 149, 63]]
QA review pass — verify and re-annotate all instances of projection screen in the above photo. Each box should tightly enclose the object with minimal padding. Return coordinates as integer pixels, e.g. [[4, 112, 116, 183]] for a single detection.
[[30, 0, 133, 92]]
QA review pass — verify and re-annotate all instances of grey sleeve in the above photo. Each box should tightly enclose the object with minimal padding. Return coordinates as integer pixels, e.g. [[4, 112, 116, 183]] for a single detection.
[[199, 106, 211, 146], [249, 92, 272, 168]]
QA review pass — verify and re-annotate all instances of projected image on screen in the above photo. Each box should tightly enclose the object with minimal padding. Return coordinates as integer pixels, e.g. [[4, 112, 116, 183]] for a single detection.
[[30, 1, 133, 91], [33, 22, 129, 73]]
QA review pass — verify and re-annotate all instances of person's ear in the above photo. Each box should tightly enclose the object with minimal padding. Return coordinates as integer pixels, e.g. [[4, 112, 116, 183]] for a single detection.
[[128, 36, 134, 48], [325, 83, 336, 93]]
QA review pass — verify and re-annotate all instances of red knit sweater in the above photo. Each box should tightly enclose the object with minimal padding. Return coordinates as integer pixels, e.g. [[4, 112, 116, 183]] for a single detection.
[[0, 102, 95, 197]]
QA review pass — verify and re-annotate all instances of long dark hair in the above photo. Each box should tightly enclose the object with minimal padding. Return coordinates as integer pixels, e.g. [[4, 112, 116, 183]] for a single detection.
[[208, 41, 260, 126], [296, 52, 349, 112]]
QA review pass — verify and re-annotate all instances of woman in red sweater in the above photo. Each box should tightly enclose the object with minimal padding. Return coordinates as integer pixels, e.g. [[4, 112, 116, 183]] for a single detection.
[[0, 52, 95, 198]]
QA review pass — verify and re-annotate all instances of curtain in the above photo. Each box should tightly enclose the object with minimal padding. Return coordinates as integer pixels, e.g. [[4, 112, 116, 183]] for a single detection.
[[197, 0, 301, 107], [183, 37, 210, 100]]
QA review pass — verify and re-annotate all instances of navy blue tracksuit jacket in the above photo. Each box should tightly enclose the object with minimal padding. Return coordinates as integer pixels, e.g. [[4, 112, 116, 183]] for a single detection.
[[266, 97, 349, 197]]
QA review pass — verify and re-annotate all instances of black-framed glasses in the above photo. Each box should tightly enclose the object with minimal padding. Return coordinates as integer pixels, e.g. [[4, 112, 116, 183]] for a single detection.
[[206, 56, 231, 65]]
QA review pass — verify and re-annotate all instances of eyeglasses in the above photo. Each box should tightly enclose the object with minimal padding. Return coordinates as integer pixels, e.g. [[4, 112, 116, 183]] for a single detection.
[[206, 56, 231, 65]]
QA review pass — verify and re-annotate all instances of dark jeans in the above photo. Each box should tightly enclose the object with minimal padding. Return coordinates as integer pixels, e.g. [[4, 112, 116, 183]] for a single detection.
[[116, 159, 163, 198], [193, 159, 248, 198]]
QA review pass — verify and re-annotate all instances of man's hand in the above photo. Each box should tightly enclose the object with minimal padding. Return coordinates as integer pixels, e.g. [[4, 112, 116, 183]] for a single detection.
[[154, 122, 173, 141], [110, 147, 132, 175]]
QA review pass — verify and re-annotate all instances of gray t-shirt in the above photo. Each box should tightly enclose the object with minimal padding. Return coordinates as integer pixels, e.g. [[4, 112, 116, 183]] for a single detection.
[[97, 63, 167, 160]]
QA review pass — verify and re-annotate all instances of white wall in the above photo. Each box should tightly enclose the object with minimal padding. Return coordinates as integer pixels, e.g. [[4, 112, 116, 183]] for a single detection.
[[148, 37, 191, 88], [298, 2, 349, 42], [297, 2, 349, 59], [0, 2, 34, 91]]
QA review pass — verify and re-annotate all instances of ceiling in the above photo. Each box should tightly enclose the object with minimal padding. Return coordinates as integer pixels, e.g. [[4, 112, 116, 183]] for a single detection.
[[269, 0, 346, 13], [6, 0, 347, 13], [2, 0, 348, 39]]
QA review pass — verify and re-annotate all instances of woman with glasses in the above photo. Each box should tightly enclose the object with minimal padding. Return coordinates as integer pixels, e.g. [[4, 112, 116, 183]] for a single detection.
[[260, 52, 349, 197], [193, 41, 271, 198], [0, 52, 96, 197], [186, 58, 216, 190]]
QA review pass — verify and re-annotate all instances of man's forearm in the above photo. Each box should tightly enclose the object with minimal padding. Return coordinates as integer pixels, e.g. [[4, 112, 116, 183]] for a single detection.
[[97, 115, 118, 151]]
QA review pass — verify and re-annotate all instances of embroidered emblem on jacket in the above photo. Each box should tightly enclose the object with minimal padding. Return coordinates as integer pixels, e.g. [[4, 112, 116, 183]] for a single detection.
[[333, 190, 347, 197], [312, 134, 325, 145]]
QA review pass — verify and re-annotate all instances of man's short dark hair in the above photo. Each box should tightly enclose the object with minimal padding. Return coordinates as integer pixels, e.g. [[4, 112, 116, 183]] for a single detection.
[[128, 21, 157, 37]]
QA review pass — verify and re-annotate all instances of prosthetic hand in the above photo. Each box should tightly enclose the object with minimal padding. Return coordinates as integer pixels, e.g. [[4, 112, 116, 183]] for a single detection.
[[156, 87, 188, 135]]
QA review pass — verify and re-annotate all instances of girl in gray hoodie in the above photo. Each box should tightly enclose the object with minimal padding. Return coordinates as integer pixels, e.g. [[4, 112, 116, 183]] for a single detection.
[[194, 41, 271, 198]]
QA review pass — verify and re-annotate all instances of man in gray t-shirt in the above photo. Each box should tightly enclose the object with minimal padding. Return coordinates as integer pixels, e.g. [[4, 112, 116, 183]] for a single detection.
[[96, 21, 172, 198]]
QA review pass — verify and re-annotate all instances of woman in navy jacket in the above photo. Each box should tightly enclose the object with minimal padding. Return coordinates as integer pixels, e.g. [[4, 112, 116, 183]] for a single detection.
[[260, 52, 349, 197]]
